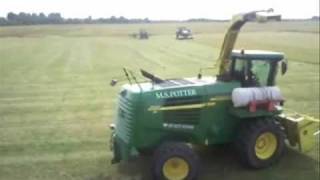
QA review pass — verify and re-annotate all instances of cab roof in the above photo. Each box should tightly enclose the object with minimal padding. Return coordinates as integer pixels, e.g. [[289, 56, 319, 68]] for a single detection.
[[231, 50, 284, 61]]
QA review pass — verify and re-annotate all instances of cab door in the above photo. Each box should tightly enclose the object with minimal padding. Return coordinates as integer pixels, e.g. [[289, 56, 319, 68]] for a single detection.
[[203, 81, 241, 144]]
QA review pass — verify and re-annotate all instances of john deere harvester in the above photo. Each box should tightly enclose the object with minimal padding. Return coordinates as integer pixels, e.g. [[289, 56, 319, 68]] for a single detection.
[[110, 9, 319, 180]]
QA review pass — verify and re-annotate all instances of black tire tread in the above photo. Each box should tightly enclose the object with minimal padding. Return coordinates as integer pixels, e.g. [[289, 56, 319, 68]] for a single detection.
[[152, 142, 199, 180], [235, 119, 285, 168]]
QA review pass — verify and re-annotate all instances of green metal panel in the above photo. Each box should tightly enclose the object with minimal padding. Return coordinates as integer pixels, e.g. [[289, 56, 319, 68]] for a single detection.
[[112, 88, 141, 162], [202, 81, 242, 144], [134, 84, 209, 148], [229, 107, 282, 119], [115, 78, 243, 150]]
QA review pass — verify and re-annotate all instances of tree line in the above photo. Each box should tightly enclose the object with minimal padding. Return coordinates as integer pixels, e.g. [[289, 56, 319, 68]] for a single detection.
[[0, 12, 151, 26], [0, 12, 318, 26]]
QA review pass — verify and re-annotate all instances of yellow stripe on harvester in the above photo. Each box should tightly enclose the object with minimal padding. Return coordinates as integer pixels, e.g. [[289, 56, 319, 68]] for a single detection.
[[210, 96, 231, 101], [148, 102, 216, 113]]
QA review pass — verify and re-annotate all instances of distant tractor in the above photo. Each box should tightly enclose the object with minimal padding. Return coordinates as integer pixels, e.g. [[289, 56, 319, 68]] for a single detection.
[[110, 9, 319, 180], [139, 29, 149, 39], [176, 27, 193, 40], [130, 29, 149, 39]]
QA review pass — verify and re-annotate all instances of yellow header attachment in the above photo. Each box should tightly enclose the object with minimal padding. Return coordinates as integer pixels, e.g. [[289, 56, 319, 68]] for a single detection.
[[278, 113, 319, 152], [217, 9, 281, 77]]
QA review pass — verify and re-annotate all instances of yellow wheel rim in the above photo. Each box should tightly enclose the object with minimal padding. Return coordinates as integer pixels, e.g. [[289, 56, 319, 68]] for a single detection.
[[255, 132, 277, 160], [162, 157, 189, 180]]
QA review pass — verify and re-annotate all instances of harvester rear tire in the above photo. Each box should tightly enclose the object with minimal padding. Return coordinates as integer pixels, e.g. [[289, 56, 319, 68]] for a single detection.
[[152, 142, 199, 180], [235, 119, 285, 168]]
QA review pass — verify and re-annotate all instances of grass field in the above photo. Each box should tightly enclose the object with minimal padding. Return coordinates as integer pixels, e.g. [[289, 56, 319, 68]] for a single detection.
[[0, 21, 319, 180]]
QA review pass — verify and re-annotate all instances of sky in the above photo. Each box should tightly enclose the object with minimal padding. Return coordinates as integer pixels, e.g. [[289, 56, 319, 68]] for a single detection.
[[0, 0, 319, 20]]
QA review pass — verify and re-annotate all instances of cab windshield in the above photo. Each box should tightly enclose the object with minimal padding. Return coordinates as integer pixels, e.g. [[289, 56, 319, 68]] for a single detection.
[[251, 60, 270, 86], [231, 58, 276, 87]]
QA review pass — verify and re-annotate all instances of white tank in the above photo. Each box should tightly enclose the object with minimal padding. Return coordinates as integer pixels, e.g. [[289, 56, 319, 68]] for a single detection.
[[232, 87, 284, 107]]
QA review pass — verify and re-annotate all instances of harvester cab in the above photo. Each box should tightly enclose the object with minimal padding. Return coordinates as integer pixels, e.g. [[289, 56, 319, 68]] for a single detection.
[[227, 50, 286, 87], [110, 9, 319, 180]]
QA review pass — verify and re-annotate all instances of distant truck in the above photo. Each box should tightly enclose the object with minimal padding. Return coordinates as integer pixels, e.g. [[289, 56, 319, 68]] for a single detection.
[[176, 27, 193, 40]]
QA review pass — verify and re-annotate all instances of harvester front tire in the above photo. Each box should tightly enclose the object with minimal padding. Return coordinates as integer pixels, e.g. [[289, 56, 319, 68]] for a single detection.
[[152, 142, 199, 180], [235, 119, 285, 168]]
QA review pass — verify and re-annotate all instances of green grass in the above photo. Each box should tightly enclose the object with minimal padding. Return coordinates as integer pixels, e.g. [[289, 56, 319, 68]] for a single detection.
[[0, 21, 319, 180]]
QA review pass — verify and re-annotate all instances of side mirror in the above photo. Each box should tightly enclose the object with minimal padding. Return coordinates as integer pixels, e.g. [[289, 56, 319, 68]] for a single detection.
[[110, 79, 118, 86], [281, 60, 288, 75], [197, 73, 202, 79]]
